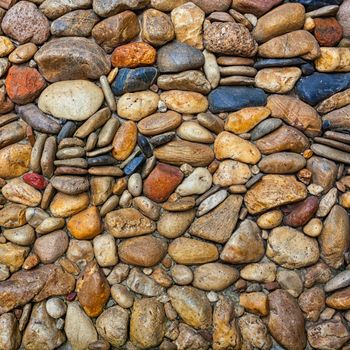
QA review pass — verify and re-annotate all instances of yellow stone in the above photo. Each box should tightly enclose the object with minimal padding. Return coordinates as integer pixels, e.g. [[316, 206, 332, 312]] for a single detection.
[[315, 47, 350, 72], [0, 36, 15, 58]]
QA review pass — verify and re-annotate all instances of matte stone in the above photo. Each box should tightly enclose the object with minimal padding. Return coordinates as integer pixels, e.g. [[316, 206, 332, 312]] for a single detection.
[[288, 0, 342, 10], [254, 58, 306, 69]]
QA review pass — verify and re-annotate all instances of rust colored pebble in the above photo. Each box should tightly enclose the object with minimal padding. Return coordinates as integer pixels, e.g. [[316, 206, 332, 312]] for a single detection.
[[143, 163, 184, 203], [283, 196, 319, 227], [314, 18, 343, 47], [23, 172, 48, 190], [66, 292, 77, 302], [5, 66, 46, 105]]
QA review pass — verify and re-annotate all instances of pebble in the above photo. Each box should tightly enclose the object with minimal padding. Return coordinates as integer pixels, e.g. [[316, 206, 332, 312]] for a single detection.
[[196, 189, 228, 216], [34, 230, 68, 263], [231, 0, 283, 16], [203, 49, 220, 89], [315, 47, 350, 73], [258, 152, 306, 174], [338, 0, 350, 38], [111, 284, 133, 308], [157, 209, 195, 238]]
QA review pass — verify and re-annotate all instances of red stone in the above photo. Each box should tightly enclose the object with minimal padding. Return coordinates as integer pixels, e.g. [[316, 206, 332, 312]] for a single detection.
[[23, 173, 48, 190], [314, 18, 343, 47], [143, 163, 184, 203], [5, 65, 46, 105], [66, 292, 77, 302], [283, 196, 319, 227]]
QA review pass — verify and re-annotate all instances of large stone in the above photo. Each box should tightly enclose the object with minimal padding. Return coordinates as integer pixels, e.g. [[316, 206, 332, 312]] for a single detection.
[[307, 156, 337, 192], [337, 0, 350, 38], [267, 226, 320, 268], [93, 0, 149, 17], [326, 287, 350, 309], [50, 192, 89, 218], [39, 0, 92, 19], [138, 111, 182, 136], [314, 17, 343, 46], [0, 143, 31, 179], [231, 0, 283, 16], [34, 37, 111, 82], [0, 204, 26, 228], [0, 243, 29, 273], [213, 160, 252, 186], [157, 210, 195, 238], [258, 153, 306, 174], [0, 313, 21, 350], [315, 47, 350, 73], [244, 175, 307, 214]]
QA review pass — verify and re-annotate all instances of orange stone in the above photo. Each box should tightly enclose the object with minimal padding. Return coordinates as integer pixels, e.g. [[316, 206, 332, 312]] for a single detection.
[[76, 260, 110, 317], [5, 65, 46, 105], [67, 206, 102, 240], [143, 163, 184, 203], [111, 42, 157, 68], [314, 18, 343, 47], [112, 121, 137, 161]]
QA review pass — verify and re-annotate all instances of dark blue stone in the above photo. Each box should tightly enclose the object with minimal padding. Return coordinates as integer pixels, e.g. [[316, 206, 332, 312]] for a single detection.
[[254, 58, 306, 69], [301, 63, 315, 76], [124, 154, 146, 175], [138, 135, 153, 158], [111, 67, 158, 96], [87, 155, 118, 166], [285, 0, 342, 10], [208, 87, 267, 114], [150, 132, 176, 147], [295, 72, 350, 106], [57, 121, 76, 144]]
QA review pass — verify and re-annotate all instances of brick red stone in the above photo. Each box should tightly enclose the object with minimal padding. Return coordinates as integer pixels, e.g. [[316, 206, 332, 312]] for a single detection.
[[314, 18, 343, 47]]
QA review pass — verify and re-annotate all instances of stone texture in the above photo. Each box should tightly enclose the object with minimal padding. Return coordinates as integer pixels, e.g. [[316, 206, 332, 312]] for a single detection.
[[231, 0, 283, 16], [93, 0, 149, 17]]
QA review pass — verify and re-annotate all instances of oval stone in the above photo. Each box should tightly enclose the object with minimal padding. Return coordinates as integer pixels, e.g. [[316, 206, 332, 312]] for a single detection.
[[258, 153, 306, 174]]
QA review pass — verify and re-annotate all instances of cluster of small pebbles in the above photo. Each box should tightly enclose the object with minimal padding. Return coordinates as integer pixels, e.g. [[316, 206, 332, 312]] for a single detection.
[[1, 0, 350, 349]]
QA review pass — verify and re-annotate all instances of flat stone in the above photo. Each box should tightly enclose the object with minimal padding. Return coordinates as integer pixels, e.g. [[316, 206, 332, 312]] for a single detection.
[[51, 175, 89, 194], [326, 287, 350, 310], [311, 143, 350, 165], [34, 37, 110, 82], [250, 118, 283, 141], [157, 209, 195, 238], [50, 192, 89, 218], [231, 0, 283, 16], [315, 47, 350, 73], [197, 189, 228, 216], [244, 174, 307, 214], [127, 268, 164, 296], [138, 111, 181, 136], [0, 121, 27, 150], [258, 152, 306, 174], [325, 271, 350, 293], [93, 0, 149, 17], [323, 104, 350, 129], [338, 0, 350, 38], [0, 204, 27, 228], [254, 57, 306, 69], [39, 0, 92, 19]]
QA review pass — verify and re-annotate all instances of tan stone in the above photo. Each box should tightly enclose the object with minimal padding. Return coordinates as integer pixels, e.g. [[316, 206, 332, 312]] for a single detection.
[[0, 144, 31, 179], [213, 160, 251, 186], [240, 292, 269, 316], [50, 192, 89, 218], [137, 111, 182, 136], [0, 243, 29, 272], [315, 47, 350, 72], [112, 121, 137, 160]]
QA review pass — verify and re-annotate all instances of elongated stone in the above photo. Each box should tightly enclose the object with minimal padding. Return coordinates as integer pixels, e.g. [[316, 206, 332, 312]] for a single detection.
[[311, 143, 350, 165]]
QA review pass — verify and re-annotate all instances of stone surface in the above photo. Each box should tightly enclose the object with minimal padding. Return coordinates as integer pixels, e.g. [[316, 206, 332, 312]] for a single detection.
[[314, 17, 343, 46], [0, 144, 31, 179], [231, 0, 283, 16], [337, 0, 350, 38], [315, 47, 350, 72], [93, 0, 149, 17]]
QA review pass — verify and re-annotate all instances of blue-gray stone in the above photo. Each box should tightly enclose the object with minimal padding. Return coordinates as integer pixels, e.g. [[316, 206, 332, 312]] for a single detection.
[[254, 58, 306, 69], [138, 135, 153, 158], [124, 154, 146, 175], [111, 67, 158, 96], [285, 0, 342, 10], [87, 155, 118, 166], [301, 62, 315, 76], [295, 72, 350, 106], [150, 132, 176, 147], [57, 121, 76, 144], [208, 87, 267, 113], [157, 41, 205, 73]]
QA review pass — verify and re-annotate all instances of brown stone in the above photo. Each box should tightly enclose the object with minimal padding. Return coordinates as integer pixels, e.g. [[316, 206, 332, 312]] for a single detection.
[[0, 143, 31, 179], [231, 0, 283, 17], [283, 196, 319, 227], [191, 0, 231, 14], [298, 287, 325, 322], [138, 111, 182, 136], [143, 163, 184, 203], [0, 121, 27, 150], [240, 292, 269, 316], [76, 261, 110, 317], [0, 243, 29, 273], [326, 287, 350, 309], [0, 204, 26, 228], [111, 42, 156, 68], [112, 121, 137, 161], [307, 156, 337, 192], [50, 192, 90, 218], [314, 17, 343, 47]]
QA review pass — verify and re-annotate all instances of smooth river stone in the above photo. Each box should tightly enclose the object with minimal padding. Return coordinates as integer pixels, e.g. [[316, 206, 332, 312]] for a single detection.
[[325, 271, 350, 293], [244, 175, 307, 214], [311, 143, 350, 165], [38, 80, 104, 121], [258, 153, 306, 174], [266, 94, 321, 136], [93, 0, 149, 17], [34, 37, 111, 82], [157, 41, 204, 73], [138, 111, 182, 136], [111, 67, 158, 96], [323, 105, 350, 130], [208, 87, 267, 113], [258, 30, 320, 60], [295, 72, 350, 106], [250, 118, 283, 141], [0, 143, 31, 179], [256, 125, 310, 154], [213, 160, 251, 186], [39, 0, 92, 19], [315, 48, 350, 73], [338, 0, 350, 38], [291, 0, 342, 10], [0, 121, 27, 149], [177, 121, 214, 143], [214, 131, 261, 165], [231, 0, 283, 17], [51, 176, 89, 194]]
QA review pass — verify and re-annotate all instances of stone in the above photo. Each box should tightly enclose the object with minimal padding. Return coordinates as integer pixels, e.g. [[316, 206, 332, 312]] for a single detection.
[[160, 90, 208, 114], [256, 210, 283, 230], [138, 111, 181, 136], [220, 219, 264, 264], [65, 302, 98, 350], [325, 271, 350, 293], [3, 224, 35, 246], [311, 143, 350, 164], [253, 3, 305, 43], [240, 262, 277, 283], [93, 0, 149, 17], [118, 235, 167, 267], [315, 47, 350, 73], [1, 1, 49, 44], [245, 175, 307, 214], [76, 261, 110, 317], [0, 37, 14, 58], [5, 66, 45, 105], [303, 217, 323, 237], [154, 140, 214, 167], [50, 192, 89, 218], [93, 234, 117, 267], [231, 0, 282, 17], [105, 208, 156, 238], [51, 175, 89, 195], [157, 210, 195, 238], [112, 121, 137, 160], [22, 301, 65, 349], [304, 261, 332, 288], [0, 204, 26, 228], [117, 91, 159, 121], [38, 80, 104, 121], [39, 0, 92, 19], [298, 287, 325, 321], [225, 107, 270, 134], [96, 306, 129, 348], [111, 42, 156, 68], [2, 178, 41, 207], [296, 72, 350, 106], [258, 153, 306, 174], [168, 237, 218, 265], [338, 0, 350, 38], [111, 67, 158, 96], [0, 121, 27, 150], [141, 9, 174, 46], [168, 286, 212, 329], [319, 205, 350, 268], [51, 10, 99, 37], [67, 207, 102, 240], [268, 289, 306, 350], [203, 49, 220, 89], [213, 160, 251, 186], [214, 131, 261, 164], [323, 105, 350, 129], [259, 30, 320, 60], [90, 176, 113, 206], [157, 41, 204, 74], [46, 298, 66, 319], [326, 287, 350, 309], [240, 292, 268, 316], [34, 230, 68, 264], [34, 37, 110, 82], [267, 226, 319, 268], [0, 144, 31, 179], [176, 168, 212, 196], [193, 263, 239, 291], [314, 17, 343, 46], [0, 243, 28, 273], [307, 156, 337, 192], [130, 298, 165, 349], [0, 313, 21, 350], [171, 2, 204, 49], [255, 67, 302, 94], [208, 86, 267, 113], [191, 0, 231, 13], [284, 196, 319, 227], [110, 284, 133, 308], [127, 268, 164, 296], [190, 195, 242, 243]]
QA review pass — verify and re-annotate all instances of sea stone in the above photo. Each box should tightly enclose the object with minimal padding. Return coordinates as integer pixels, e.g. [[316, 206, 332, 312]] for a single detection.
[[259, 30, 320, 60], [307, 156, 337, 192], [93, 0, 149, 17], [258, 153, 306, 174], [204, 22, 258, 57], [315, 47, 350, 72], [267, 226, 320, 268], [39, 0, 92, 19], [244, 175, 307, 214], [1, 1, 50, 44], [34, 37, 111, 82], [314, 17, 343, 46], [38, 80, 104, 121], [231, 0, 283, 17], [138, 111, 182, 136], [213, 160, 252, 186]]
